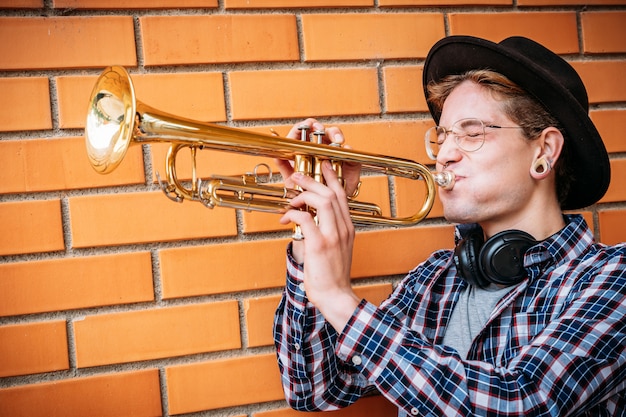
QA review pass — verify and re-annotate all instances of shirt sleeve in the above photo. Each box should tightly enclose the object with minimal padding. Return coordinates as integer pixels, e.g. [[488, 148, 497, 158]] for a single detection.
[[273, 242, 373, 411]]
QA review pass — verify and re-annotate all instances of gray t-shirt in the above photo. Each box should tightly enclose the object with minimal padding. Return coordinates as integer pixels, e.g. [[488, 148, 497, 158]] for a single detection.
[[442, 284, 515, 359]]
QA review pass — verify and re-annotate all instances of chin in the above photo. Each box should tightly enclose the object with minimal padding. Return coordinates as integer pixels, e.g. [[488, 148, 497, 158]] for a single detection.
[[442, 203, 479, 225]]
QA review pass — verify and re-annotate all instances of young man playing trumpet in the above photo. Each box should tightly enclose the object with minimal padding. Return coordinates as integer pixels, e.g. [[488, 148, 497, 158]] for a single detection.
[[273, 35, 626, 416]]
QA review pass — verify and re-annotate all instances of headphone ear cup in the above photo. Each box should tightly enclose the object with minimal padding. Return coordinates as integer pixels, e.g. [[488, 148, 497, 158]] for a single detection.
[[454, 229, 490, 288], [479, 230, 536, 286]]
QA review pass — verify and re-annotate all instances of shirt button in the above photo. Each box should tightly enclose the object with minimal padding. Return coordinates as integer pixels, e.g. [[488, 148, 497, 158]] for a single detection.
[[351, 355, 362, 366], [410, 407, 419, 415], [298, 283, 305, 292], [294, 343, 301, 351]]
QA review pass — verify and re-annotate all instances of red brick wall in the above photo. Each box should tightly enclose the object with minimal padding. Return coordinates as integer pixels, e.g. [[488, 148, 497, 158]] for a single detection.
[[1, 1, 625, 416]]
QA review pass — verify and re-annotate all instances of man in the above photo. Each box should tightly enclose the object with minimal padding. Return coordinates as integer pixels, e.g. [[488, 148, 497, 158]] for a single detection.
[[273, 35, 626, 416]]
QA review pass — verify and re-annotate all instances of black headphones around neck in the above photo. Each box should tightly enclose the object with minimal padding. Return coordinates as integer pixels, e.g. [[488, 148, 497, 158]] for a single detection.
[[453, 228, 537, 288]]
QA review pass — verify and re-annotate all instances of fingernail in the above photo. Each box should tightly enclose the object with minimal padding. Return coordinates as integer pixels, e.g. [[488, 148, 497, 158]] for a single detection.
[[333, 133, 344, 143]]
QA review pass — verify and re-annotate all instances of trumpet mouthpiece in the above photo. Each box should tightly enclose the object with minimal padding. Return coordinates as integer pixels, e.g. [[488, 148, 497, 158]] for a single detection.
[[433, 171, 455, 191]]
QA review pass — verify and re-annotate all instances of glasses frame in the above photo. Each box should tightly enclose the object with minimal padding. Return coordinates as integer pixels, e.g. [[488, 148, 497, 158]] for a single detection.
[[425, 118, 524, 160]]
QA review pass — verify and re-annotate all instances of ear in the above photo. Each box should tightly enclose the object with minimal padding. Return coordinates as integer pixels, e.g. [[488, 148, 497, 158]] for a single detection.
[[530, 127, 564, 180]]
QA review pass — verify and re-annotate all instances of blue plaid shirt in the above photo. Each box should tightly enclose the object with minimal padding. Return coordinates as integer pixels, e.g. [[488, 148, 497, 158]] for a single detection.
[[274, 215, 626, 416]]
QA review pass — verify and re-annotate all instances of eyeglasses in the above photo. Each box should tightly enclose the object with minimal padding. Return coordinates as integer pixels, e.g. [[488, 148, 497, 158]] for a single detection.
[[425, 118, 524, 160]]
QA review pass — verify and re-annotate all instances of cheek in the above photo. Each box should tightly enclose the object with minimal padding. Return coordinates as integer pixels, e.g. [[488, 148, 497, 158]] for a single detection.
[[477, 156, 531, 191], [446, 156, 532, 204]]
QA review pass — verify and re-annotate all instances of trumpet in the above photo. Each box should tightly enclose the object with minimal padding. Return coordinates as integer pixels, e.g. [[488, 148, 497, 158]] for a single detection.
[[85, 66, 454, 238]]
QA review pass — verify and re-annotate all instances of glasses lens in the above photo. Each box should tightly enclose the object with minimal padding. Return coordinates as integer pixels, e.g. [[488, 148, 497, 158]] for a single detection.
[[425, 119, 487, 159], [453, 118, 485, 152], [425, 126, 444, 159]]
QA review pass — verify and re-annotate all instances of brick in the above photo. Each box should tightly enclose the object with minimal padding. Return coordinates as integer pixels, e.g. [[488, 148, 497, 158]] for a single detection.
[[383, 65, 429, 113], [166, 353, 283, 414], [58, 71, 227, 129], [351, 224, 454, 278], [351, 175, 391, 215], [329, 120, 435, 164], [68, 191, 237, 248], [600, 159, 626, 204], [0, 199, 64, 256], [0, 17, 136, 70], [57, 76, 98, 129], [572, 61, 626, 104], [302, 13, 444, 61], [159, 238, 290, 298], [0, 137, 145, 194], [0, 0, 42, 6], [241, 209, 295, 234], [230, 224, 453, 286], [53, 0, 216, 7], [449, 12, 579, 54], [598, 209, 626, 245], [394, 175, 445, 220], [0, 321, 69, 378], [229, 68, 380, 120], [131, 72, 227, 122], [140, 14, 298, 66], [253, 395, 396, 416], [245, 283, 392, 348], [74, 302, 241, 367], [582, 12, 626, 53], [0, 77, 51, 132], [245, 295, 282, 348], [0, 252, 154, 317], [519, 0, 626, 5], [0, 370, 161, 417], [225, 0, 372, 7], [590, 109, 626, 154], [380, 0, 507, 4]]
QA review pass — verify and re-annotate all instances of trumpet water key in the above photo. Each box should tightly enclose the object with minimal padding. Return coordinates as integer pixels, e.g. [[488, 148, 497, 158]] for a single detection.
[[85, 66, 455, 237]]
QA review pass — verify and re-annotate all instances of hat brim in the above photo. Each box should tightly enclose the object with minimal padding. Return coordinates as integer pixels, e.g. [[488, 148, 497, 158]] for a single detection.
[[423, 36, 610, 210]]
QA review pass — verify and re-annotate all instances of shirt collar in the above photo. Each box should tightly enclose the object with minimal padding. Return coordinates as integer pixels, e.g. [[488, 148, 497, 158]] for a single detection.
[[531, 213, 595, 267]]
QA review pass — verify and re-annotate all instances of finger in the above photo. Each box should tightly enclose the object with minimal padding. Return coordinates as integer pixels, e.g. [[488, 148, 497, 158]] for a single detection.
[[277, 118, 320, 185], [324, 126, 345, 146], [286, 118, 321, 140], [320, 161, 353, 226], [288, 163, 349, 214], [274, 158, 295, 186], [327, 139, 361, 197], [292, 164, 352, 239]]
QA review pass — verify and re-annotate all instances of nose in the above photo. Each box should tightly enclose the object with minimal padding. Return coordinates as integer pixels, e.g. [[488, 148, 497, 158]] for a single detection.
[[436, 132, 462, 169]]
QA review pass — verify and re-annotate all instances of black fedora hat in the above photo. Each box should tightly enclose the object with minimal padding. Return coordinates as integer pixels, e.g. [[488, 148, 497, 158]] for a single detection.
[[423, 35, 610, 210]]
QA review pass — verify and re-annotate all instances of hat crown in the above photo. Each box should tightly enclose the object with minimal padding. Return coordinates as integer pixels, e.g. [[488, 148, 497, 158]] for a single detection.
[[499, 36, 589, 112]]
